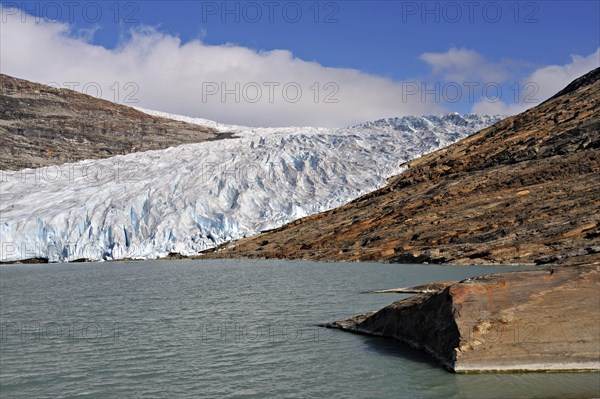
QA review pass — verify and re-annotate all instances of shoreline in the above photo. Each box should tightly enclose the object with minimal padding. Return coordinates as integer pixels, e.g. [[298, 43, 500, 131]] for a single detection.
[[0, 255, 542, 268]]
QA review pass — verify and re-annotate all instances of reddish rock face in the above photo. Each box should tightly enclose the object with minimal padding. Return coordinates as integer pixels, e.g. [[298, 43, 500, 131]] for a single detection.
[[325, 266, 600, 373], [451, 266, 600, 372], [0, 74, 231, 170], [204, 67, 600, 266]]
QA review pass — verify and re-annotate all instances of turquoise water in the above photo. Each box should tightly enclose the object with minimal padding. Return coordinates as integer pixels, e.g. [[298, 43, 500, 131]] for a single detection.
[[1, 259, 598, 398]]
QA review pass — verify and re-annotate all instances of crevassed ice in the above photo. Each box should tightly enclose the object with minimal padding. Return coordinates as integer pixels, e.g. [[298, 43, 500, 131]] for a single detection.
[[0, 111, 502, 262]]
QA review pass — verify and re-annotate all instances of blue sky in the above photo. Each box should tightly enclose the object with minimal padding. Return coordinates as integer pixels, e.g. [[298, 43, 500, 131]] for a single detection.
[[1, 1, 599, 126]]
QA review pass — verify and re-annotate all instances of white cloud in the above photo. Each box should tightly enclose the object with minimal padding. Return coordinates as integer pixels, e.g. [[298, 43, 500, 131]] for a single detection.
[[526, 49, 600, 100], [0, 9, 444, 128], [2, 9, 597, 127], [420, 46, 599, 116], [420, 47, 511, 82], [472, 48, 600, 115], [470, 100, 530, 116]]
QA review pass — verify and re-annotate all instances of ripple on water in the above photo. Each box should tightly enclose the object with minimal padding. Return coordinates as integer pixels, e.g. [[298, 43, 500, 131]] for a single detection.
[[1, 259, 598, 399]]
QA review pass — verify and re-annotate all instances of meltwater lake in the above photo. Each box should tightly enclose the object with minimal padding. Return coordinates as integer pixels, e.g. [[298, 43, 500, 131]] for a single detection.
[[1, 260, 598, 398]]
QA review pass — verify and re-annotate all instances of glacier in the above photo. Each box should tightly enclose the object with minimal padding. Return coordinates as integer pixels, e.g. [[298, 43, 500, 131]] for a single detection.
[[0, 111, 501, 262]]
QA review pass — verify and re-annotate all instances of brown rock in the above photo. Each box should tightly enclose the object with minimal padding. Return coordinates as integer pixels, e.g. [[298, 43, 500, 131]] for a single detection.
[[324, 266, 600, 373], [203, 68, 600, 267], [362, 281, 458, 294], [0, 74, 234, 170]]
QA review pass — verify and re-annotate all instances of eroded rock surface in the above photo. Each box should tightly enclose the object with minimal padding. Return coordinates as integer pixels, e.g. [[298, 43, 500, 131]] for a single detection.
[[324, 266, 600, 373], [0, 74, 229, 170], [362, 281, 457, 294], [204, 68, 600, 266]]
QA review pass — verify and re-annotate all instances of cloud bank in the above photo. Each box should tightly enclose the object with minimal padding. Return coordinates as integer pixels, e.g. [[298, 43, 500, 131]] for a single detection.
[[1, 9, 598, 127], [0, 9, 444, 128], [422, 47, 600, 116]]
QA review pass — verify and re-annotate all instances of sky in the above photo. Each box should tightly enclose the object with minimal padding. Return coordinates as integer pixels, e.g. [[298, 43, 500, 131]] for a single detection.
[[1, 0, 599, 127]]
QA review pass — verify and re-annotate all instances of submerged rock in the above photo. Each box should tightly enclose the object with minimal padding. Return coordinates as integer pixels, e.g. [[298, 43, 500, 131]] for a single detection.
[[324, 266, 600, 373], [361, 281, 458, 294]]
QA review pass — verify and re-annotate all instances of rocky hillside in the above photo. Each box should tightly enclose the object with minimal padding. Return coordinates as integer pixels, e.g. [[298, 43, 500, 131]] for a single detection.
[[0, 74, 229, 170], [205, 67, 600, 265], [1, 110, 498, 263]]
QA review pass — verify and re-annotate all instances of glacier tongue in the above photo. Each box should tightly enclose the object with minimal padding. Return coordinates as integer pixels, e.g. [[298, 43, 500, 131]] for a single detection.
[[0, 112, 501, 262]]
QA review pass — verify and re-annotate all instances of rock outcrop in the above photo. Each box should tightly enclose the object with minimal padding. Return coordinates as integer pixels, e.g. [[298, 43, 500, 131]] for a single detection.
[[0, 74, 231, 170], [203, 67, 600, 266], [324, 266, 600, 373], [362, 281, 457, 294]]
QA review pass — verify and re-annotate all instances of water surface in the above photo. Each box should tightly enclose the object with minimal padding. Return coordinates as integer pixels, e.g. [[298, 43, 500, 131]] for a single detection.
[[1, 259, 598, 398]]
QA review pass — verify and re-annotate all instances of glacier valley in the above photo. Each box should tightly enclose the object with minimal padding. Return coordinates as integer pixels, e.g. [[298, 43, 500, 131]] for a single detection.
[[0, 111, 501, 262]]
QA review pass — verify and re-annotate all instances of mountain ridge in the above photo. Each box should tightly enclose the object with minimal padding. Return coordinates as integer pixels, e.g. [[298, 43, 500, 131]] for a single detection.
[[204, 67, 600, 266], [1, 103, 499, 262], [0, 74, 230, 170]]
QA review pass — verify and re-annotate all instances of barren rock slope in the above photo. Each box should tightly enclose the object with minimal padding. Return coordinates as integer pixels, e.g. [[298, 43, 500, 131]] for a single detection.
[[205, 67, 600, 266], [0, 74, 227, 170]]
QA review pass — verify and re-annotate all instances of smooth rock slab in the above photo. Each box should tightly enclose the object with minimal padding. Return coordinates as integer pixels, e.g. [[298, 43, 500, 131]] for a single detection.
[[324, 266, 600, 373], [361, 281, 458, 294]]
